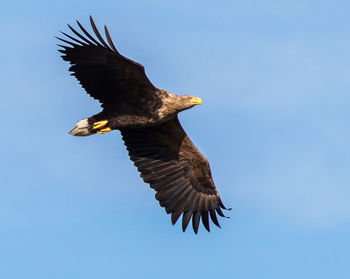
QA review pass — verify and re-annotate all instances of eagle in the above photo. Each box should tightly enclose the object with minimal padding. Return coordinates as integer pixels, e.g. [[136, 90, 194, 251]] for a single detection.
[[57, 16, 230, 233]]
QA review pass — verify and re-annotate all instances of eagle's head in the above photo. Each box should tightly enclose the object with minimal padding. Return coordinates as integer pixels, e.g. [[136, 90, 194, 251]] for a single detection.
[[179, 95, 202, 110]]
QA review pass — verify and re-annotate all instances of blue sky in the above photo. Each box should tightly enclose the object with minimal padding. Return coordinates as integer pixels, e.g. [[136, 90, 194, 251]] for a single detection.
[[1, 0, 350, 278]]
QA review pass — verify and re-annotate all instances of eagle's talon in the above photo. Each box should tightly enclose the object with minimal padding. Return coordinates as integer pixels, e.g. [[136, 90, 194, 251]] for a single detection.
[[93, 120, 108, 130], [96, 127, 112, 134]]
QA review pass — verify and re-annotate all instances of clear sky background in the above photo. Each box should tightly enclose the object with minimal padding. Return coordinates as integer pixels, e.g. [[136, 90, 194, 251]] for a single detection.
[[1, 0, 350, 278]]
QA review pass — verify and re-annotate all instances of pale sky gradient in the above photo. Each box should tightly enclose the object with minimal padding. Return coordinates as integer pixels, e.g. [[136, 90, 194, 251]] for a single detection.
[[1, 1, 350, 278]]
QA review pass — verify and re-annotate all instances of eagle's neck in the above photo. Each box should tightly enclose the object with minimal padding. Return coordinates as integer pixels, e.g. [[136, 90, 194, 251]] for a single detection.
[[157, 91, 187, 117]]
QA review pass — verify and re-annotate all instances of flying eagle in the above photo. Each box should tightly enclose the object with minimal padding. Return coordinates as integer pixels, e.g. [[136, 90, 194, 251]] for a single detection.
[[57, 17, 230, 233]]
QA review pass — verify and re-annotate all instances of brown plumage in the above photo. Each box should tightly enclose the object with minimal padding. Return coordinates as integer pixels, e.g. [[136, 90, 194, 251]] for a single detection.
[[57, 16, 230, 233]]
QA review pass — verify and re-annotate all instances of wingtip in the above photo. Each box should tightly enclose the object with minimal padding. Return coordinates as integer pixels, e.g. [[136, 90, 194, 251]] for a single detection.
[[89, 15, 94, 24], [104, 24, 119, 53], [75, 20, 81, 27]]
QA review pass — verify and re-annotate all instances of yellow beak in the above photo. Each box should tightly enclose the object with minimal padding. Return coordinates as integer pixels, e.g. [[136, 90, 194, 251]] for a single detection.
[[190, 97, 202, 105]]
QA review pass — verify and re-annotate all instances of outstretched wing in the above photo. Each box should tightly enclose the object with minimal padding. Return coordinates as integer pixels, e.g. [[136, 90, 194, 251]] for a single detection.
[[120, 117, 229, 233], [57, 16, 157, 107]]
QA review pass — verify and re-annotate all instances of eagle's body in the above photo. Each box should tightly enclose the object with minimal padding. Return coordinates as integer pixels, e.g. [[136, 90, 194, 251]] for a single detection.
[[70, 90, 202, 135], [58, 17, 229, 233]]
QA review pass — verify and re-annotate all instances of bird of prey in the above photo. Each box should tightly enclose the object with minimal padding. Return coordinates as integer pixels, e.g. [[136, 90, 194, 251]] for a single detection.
[[57, 16, 230, 233]]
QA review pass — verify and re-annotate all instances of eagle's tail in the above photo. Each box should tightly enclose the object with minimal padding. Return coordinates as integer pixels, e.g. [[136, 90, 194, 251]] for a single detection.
[[69, 118, 112, 136], [69, 118, 92, 136]]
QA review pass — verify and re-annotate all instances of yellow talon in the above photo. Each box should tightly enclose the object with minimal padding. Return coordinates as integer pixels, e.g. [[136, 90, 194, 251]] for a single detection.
[[93, 120, 108, 129], [97, 127, 112, 134]]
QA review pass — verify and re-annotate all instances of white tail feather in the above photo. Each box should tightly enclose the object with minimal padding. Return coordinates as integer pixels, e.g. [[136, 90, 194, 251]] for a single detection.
[[69, 118, 92, 136]]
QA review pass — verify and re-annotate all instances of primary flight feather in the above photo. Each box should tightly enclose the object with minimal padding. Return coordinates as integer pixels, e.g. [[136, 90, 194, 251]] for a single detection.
[[57, 16, 229, 233]]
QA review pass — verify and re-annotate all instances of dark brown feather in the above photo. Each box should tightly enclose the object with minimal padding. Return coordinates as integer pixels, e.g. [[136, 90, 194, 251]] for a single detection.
[[89, 16, 110, 49], [192, 211, 201, 234], [171, 211, 182, 225], [76, 20, 102, 46], [121, 117, 228, 233], [104, 25, 119, 53], [57, 17, 158, 108], [201, 211, 210, 232], [209, 209, 221, 228], [60, 31, 86, 45], [182, 211, 192, 232]]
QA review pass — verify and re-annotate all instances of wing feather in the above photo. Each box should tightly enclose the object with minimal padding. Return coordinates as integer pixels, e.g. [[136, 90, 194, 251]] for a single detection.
[[209, 209, 221, 228], [121, 117, 229, 233], [104, 25, 119, 53], [57, 17, 158, 107], [76, 20, 102, 46], [89, 16, 110, 49], [60, 31, 87, 45], [182, 211, 193, 232], [192, 211, 201, 234], [201, 211, 210, 232]]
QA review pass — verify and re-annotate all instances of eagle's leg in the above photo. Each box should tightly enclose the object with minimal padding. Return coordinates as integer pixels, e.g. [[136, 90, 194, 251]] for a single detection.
[[69, 115, 112, 136], [93, 120, 108, 130]]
